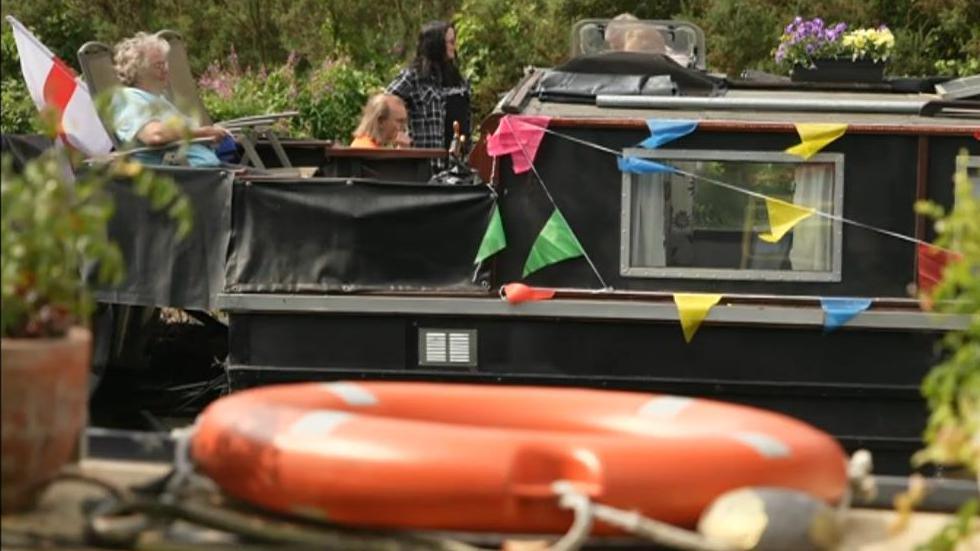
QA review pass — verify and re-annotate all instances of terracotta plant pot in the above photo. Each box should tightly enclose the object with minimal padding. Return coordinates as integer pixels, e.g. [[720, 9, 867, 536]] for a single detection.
[[1, 327, 91, 514]]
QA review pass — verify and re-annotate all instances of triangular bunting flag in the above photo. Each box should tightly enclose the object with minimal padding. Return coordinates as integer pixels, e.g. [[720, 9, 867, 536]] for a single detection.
[[673, 293, 722, 343], [758, 198, 815, 243], [640, 119, 698, 149], [618, 156, 675, 174], [523, 209, 585, 277], [486, 115, 551, 174], [785, 123, 847, 160], [820, 298, 872, 332], [474, 205, 507, 264], [917, 243, 963, 300]]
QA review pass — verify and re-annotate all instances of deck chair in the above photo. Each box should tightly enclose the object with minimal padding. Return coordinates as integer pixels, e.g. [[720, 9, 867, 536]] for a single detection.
[[76, 40, 216, 163], [77, 36, 294, 170], [156, 30, 297, 169]]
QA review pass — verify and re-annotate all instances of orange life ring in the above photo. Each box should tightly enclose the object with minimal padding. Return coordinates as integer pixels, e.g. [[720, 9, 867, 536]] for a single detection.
[[191, 382, 847, 534]]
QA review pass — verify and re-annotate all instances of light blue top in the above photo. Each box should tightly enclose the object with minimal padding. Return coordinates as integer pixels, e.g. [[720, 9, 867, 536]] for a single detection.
[[110, 87, 220, 167]]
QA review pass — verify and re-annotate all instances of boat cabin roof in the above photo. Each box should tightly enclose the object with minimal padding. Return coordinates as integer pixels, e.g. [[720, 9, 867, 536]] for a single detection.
[[498, 19, 979, 133], [512, 87, 979, 132]]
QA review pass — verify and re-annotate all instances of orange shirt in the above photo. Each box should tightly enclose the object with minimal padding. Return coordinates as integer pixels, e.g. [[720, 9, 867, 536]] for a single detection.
[[350, 135, 380, 148]]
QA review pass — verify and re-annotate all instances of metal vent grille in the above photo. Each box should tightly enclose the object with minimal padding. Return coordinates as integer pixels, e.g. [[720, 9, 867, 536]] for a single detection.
[[419, 329, 477, 368]]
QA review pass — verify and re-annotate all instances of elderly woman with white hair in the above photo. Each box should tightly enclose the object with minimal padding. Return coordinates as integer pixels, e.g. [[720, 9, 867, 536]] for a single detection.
[[111, 32, 229, 166]]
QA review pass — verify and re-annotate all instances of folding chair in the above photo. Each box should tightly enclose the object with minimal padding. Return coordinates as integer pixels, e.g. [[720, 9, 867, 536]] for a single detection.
[[77, 40, 214, 163], [156, 30, 297, 169]]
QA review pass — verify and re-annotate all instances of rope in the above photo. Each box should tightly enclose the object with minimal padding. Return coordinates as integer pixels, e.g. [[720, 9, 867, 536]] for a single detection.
[[550, 481, 736, 551], [502, 117, 609, 289], [496, 119, 963, 256]]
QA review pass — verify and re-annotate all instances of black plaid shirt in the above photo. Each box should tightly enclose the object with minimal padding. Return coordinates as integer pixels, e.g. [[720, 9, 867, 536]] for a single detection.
[[387, 68, 469, 149]]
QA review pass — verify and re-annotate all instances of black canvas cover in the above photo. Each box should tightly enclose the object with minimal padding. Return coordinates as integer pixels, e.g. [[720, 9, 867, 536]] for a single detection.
[[1, 134, 54, 171], [94, 167, 234, 309], [554, 51, 724, 97], [536, 71, 677, 104], [226, 179, 495, 292]]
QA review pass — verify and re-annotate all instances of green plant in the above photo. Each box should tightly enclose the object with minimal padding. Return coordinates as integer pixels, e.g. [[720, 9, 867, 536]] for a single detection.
[[913, 152, 980, 474], [1, 118, 192, 338], [198, 52, 387, 142], [774, 17, 895, 69]]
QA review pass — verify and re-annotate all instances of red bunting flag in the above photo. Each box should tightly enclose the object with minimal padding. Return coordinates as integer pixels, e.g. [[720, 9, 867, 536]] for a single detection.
[[487, 115, 551, 174], [500, 283, 556, 304], [917, 243, 962, 297]]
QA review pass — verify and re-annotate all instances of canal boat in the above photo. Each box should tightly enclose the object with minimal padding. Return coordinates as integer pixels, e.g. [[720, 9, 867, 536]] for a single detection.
[[72, 20, 980, 474]]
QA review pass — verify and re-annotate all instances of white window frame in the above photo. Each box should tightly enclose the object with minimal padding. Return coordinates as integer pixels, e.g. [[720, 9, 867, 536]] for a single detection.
[[620, 148, 845, 282]]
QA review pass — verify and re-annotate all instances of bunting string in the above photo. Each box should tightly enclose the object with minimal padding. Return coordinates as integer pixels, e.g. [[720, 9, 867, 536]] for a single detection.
[[501, 116, 609, 288], [504, 120, 963, 257]]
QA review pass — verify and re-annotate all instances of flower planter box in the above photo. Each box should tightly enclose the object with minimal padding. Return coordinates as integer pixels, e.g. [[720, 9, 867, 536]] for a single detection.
[[792, 59, 885, 83]]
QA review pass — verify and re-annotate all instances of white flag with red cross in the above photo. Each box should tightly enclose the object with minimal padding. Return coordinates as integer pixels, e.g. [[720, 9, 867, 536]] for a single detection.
[[6, 16, 113, 157]]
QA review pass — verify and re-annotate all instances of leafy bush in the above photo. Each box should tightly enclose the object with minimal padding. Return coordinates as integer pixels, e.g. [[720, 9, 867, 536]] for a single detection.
[[914, 154, 980, 473], [199, 51, 388, 142], [1, 78, 36, 134], [1, 117, 192, 338], [294, 59, 388, 142]]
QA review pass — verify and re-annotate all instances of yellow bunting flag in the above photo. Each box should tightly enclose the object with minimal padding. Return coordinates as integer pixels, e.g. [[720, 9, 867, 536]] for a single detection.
[[785, 123, 848, 160], [673, 293, 723, 343], [758, 197, 815, 243]]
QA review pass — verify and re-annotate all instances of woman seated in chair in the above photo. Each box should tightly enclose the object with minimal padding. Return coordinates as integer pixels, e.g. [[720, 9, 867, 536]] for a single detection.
[[111, 32, 229, 166]]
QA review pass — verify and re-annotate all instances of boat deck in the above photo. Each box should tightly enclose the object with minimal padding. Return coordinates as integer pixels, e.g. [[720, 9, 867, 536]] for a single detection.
[[2, 458, 975, 550]]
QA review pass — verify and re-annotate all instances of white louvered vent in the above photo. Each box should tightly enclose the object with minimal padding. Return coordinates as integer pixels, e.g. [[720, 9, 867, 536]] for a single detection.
[[419, 329, 477, 368], [424, 332, 447, 364], [448, 332, 471, 363]]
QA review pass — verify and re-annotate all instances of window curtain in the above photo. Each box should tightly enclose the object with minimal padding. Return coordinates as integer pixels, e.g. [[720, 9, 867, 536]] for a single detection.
[[789, 165, 833, 271], [630, 175, 667, 267]]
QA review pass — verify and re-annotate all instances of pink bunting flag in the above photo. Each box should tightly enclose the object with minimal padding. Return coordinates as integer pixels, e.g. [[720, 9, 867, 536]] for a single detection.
[[487, 115, 551, 174]]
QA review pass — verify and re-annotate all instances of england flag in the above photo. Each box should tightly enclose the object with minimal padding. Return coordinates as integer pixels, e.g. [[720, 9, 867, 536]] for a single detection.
[[7, 15, 113, 157]]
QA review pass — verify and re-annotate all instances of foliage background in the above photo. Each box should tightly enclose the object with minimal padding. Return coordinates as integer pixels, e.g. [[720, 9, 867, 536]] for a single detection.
[[2, 0, 978, 139]]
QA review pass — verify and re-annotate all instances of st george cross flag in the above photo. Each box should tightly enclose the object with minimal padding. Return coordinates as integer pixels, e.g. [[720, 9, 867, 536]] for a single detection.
[[7, 16, 113, 157]]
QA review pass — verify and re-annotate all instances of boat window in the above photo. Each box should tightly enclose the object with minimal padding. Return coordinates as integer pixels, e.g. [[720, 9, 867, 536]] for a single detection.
[[620, 149, 844, 282]]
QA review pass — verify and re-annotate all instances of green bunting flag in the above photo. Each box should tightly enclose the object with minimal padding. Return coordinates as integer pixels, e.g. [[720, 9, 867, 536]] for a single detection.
[[523, 209, 585, 277], [474, 205, 507, 264]]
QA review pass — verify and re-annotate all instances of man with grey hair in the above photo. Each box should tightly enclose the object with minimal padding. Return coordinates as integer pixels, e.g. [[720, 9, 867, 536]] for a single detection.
[[111, 32, 229, 166]]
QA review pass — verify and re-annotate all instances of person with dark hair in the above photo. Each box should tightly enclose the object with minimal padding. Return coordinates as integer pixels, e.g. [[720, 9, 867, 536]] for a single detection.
[[386, 20, 470, 150]]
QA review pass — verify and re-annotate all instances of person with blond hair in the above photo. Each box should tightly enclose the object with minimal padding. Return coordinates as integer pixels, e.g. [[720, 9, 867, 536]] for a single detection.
[[604, 12, 640, 50], [623, 26, 668, 54], [111, 32, 229, 166], [350, 93, 411, 148]]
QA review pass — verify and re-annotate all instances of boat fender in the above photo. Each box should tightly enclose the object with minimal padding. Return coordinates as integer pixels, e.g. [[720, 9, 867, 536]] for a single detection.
[[697, 487, 840, 551], [500, 283, 556, 304]]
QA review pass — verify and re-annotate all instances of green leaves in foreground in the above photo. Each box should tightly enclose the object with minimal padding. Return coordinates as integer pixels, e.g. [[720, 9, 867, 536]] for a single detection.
[[1, 146, 192, 338]]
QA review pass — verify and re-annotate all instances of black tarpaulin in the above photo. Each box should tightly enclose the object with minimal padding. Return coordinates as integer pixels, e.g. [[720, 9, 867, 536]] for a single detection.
[[1, 134, 54, 171], [553, 51, 724, 97], [94, 167, 234, 309], [226, 178, 495, 292]]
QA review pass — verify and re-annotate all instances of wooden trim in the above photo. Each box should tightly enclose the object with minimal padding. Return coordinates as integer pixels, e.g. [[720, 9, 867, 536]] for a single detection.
[[322, 146, 447, 159], [914, 136, 930, 241], [547, 117, 980, 136]]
